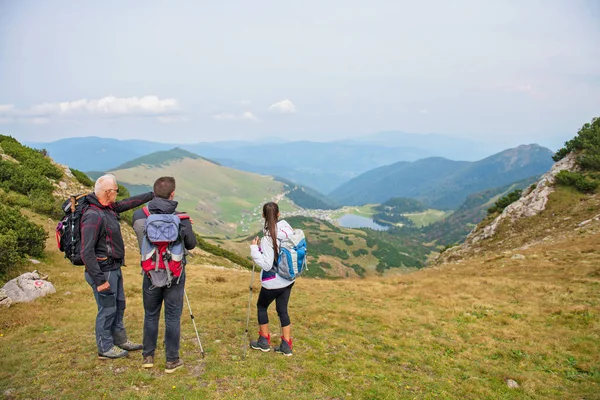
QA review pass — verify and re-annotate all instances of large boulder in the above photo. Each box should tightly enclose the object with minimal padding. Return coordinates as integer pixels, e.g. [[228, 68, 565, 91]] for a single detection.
[[1, 271, 56, 307]]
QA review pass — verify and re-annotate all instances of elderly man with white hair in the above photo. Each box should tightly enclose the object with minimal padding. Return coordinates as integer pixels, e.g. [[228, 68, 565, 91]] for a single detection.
[[81, 174, 154, 360]]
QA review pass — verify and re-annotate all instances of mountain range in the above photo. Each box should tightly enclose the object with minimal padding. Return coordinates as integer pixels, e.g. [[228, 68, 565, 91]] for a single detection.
[[330, 144, 554, 209], [24, 133, 513, 194]]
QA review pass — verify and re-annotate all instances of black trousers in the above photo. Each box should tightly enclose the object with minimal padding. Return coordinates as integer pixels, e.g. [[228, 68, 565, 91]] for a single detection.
[[257, 283, 294, 327]]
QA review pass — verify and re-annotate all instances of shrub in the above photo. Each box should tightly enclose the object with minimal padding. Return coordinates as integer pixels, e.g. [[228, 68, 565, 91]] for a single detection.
[[555, 171, 599, 193], [553, 117, 600, 169], [195, 234, 253, 269], [70, 168, 94, 187], [0, 204, 48, 275], [487, 189, 522, 215], [551, 117, 600, 193], [352, 248, 369, 257]]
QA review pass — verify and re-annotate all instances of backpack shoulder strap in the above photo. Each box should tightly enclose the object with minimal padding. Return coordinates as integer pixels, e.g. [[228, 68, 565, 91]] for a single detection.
[[176, 212, 190, 221]]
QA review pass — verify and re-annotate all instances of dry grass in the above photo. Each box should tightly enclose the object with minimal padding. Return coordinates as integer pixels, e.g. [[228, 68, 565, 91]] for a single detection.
[[1, 206, 599, 399]]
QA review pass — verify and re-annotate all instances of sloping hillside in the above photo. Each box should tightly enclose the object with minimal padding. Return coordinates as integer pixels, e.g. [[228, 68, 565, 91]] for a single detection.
[[330, 144, 553, 208], [0, 197, 598, 399], [108, 150, 300, 237], [422, 175, 540, 246]]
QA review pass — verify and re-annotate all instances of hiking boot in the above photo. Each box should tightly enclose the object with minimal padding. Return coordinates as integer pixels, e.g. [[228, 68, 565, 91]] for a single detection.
[[98, 346, 129, 359], [165, 359, 184, 373], [116, 340, 143, 351], [142, 355, 154, 368], [250, 333, 271, 352], [274, 338, 293, 357]]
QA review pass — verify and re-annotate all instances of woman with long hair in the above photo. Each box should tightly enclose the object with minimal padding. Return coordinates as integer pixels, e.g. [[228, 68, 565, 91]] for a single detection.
[[249, 202, 295, 356]]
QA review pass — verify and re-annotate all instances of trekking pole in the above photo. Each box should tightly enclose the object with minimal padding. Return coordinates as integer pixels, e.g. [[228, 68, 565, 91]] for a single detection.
[[184, 290, 205, 359], [243, 262, 256, 359]]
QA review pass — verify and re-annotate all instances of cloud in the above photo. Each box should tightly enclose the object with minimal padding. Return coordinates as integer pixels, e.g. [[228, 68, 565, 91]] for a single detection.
[[0, 104, 16, 114], [241, 111, 259, 122], [213, 111, 260, 122], [213, 113, 237, 120], [0, 96, 182, 123], [157, 116, 187, 123], [492, 82, 542, 98], [268, 99, 296, 114]]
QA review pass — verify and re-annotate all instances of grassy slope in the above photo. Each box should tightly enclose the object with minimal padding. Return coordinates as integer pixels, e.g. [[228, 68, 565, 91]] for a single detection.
[[216, 217, 384, 279], [1, 194, 599, 399], [110, 158, 294, 237]]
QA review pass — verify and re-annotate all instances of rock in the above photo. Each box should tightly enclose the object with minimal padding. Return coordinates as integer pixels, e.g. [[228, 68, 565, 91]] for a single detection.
[[0, 297, 12, 308], [1, 272, 56, 304], [3, 388, 16, 396], [61, 164, 74, 178], [0, 288, 12, 308], [29, 259, 41, 264], [64, 291, 72, 295], [59, 181, 68, 189], [468, 153, 578, 244], [505, 379, 519, 389], [511, 254, 526, 260], [577, 214, 600, 228]]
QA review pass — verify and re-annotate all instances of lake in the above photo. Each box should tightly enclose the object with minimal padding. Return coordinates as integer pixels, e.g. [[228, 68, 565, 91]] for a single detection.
[[337, 214, 389, 231]]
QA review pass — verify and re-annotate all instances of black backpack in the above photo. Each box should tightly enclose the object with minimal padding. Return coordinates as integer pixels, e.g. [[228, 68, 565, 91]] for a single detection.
[[56, 194, 91, 265]]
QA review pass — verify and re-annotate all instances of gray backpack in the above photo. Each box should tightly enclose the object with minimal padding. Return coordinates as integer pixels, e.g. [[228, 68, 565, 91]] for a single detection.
[[140, 206, 188, 287]]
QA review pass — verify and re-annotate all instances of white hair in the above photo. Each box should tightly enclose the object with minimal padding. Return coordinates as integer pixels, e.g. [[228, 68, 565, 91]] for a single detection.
[[94, 174, 117, 195]]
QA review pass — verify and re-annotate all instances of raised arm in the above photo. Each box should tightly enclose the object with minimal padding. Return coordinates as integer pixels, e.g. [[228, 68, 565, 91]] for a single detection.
[[112, 192, 154, 213], [250, 236, 276, 271]]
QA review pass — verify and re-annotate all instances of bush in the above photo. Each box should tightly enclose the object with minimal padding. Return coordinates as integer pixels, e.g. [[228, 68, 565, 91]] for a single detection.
[[0, 204, 48, 275], [487, 189, 522, 215], [195, 234, 253, 269], [0, 136, 66, 218], [70, 168, 94, 187], [352, 248, 369, 257], [555, 170, 599, 193], [553, 117, 600, 169], [0, 135, 62, 180]]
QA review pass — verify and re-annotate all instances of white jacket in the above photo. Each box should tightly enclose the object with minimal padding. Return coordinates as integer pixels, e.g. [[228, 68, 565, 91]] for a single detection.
[[250, 220, 295, 290]]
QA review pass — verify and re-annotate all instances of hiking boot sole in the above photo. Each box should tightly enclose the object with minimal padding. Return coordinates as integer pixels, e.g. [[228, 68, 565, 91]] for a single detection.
[[165, 365, 184, 373], [275, 349, 293, 357], [98, 353, 129, 360], [142, 362, 154, 368], [250, 344, 271, 352]]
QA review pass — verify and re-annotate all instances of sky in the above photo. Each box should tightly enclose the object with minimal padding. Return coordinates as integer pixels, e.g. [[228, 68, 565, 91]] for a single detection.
[[0, 0, 599, 150]]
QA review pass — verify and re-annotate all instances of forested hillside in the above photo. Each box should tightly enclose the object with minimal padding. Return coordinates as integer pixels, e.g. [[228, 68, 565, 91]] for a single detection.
[[330, 144, 553, 208]]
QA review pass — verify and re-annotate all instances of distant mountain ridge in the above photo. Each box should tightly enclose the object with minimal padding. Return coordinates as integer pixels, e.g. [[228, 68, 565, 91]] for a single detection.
[[113, 147, 218, 170], [330, 144, 554, 209], [23, 133, 500, 194]]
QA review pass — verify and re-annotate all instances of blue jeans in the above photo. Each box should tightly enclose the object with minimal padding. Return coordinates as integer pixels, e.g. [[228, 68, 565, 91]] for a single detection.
[[142, 272, 185, 362], [85, 268, 128, 353]]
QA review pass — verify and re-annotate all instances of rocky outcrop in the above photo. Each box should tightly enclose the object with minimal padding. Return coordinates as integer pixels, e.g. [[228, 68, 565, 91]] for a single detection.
[[467, 153, 578, 244], [436, 153, 579, 263]]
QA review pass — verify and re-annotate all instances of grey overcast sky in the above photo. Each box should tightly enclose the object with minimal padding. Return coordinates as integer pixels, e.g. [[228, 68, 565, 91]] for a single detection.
[[0, 0, 598, 149]]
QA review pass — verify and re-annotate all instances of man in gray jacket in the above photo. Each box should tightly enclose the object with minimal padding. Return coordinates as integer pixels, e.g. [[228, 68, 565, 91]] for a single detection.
[[82, 174, 154, 360], [132, 176, 197, 373]]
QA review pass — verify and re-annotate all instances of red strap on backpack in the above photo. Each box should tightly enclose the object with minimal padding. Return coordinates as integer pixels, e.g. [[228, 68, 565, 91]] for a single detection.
[[142, 206, 190, 221]]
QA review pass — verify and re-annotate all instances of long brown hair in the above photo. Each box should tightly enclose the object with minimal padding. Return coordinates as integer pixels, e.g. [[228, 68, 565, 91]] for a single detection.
[[262, 202, 279, 255]]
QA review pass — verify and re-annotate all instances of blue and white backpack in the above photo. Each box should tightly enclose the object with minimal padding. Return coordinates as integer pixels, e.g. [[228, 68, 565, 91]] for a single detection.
[[276, 229, 307, 280]]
